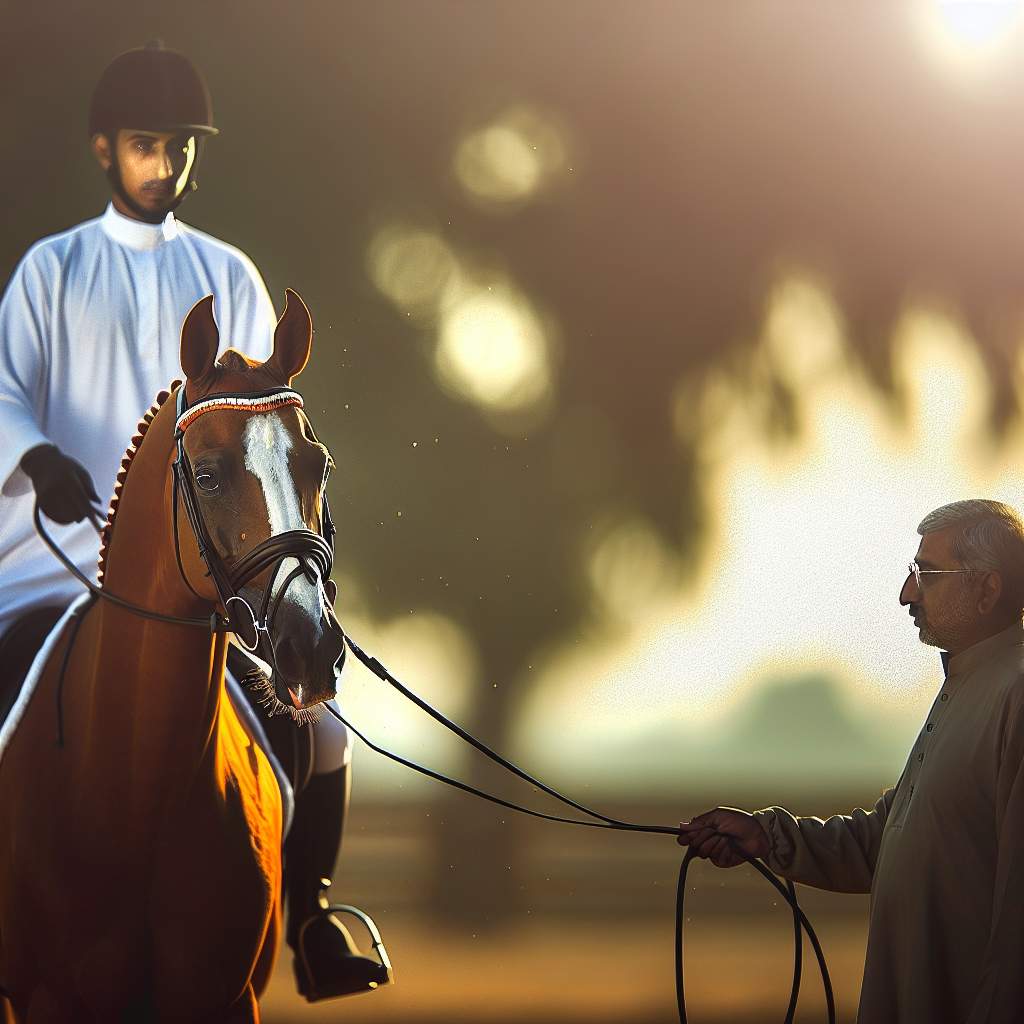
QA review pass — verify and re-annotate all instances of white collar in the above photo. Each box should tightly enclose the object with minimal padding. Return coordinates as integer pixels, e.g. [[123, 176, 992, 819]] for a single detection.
[[100, 202, 180, 250]]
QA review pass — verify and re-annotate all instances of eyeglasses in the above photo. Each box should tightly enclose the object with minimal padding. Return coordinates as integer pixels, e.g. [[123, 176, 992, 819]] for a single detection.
[[907, 560, 978, 592]]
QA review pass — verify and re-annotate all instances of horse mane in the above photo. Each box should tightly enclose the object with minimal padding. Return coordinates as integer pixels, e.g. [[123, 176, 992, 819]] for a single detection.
[[95, 348, 276, 582], [96, 381, 180, 584]]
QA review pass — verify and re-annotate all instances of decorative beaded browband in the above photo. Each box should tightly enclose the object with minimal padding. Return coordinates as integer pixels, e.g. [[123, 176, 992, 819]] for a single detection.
[[174, 388, 304, 435]]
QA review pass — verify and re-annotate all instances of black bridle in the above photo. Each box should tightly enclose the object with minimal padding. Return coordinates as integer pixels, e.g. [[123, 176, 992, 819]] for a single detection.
[[170, 383, 336, 667], [35, 384, 337, 662]]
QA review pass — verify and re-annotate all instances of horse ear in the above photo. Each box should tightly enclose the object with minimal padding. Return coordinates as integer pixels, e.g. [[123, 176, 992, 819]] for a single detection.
[[265, 288, 312, 384], [180, 295, 220, 382]]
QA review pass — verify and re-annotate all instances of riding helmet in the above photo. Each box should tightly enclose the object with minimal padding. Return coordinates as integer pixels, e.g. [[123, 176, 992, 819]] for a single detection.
[[88, 40, 218, 139]]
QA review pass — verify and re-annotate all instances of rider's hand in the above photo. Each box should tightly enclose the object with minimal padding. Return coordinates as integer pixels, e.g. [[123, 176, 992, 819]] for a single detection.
[[21, 444, 102, 525], [677, 807, 770, 868]]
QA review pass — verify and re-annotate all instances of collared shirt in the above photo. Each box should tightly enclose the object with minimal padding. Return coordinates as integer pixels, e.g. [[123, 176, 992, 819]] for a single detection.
[[755, 622, 1024, 1023], [0, 203, 275, 639]]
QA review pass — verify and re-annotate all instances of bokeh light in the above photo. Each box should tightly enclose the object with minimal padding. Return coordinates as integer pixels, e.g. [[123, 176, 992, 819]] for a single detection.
[[454, 105, 570, 208], [366, 225, 459, 321], [367, 222, 557, 426], [586, 515, 678, 626], [435, 282, 554, 416]]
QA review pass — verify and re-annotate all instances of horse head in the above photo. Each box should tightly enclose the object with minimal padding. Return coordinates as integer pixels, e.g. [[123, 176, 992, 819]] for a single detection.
[[174, 288, 344, 718]]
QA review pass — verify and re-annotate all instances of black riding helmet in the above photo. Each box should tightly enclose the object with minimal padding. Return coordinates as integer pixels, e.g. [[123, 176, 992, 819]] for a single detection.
[[89, 40, 217, 221]]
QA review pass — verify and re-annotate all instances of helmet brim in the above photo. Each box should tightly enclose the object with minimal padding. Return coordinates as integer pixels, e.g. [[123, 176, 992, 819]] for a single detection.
[[150, 123, 219, 137]]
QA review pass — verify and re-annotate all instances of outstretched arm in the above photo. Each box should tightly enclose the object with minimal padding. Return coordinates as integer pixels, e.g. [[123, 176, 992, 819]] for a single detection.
[[680, 787, 896, 894], [751, 789, 896, 893]]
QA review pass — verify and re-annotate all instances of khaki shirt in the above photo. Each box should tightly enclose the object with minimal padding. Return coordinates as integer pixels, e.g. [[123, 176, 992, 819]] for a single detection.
[[755, 622, 1024, 1023]]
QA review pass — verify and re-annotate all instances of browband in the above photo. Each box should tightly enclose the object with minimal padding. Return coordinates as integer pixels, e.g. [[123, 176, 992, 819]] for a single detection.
[[175, 388, 304, 435]]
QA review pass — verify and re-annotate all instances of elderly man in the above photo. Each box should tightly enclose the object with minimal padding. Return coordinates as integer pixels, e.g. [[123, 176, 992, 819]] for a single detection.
[[679, 499, 1024, 1023]]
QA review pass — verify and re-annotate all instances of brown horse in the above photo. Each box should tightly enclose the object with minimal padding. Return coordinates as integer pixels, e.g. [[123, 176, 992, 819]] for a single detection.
[[0, 289, 345, 1022]]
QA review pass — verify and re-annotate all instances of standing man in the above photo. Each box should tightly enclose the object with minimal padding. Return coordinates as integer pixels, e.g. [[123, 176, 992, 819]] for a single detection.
[[0, 42, 385, 1002], [679, 499, 1024, 1023]]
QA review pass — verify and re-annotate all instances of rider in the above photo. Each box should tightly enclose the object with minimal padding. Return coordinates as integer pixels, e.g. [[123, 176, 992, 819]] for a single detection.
[[0, 41, 384, 1002]]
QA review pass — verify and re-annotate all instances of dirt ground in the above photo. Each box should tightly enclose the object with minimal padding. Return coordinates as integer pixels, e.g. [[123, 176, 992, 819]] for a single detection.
[[261, 913, 867, 1023], [258, 797, 872, 1023]]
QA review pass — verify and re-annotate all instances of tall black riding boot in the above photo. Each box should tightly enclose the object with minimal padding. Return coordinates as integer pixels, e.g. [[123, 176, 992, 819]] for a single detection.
[[284, 764, 392, 1001]]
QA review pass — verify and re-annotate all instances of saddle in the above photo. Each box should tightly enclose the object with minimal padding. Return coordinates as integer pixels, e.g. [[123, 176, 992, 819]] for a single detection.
[[0, 609, 313, 800]]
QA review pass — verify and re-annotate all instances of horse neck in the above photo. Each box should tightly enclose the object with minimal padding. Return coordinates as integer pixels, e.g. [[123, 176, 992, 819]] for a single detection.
[[92, 391, 224, 746]]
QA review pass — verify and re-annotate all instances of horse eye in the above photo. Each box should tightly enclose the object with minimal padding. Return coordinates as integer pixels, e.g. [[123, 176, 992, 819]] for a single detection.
[[195, 467, 220, 493]]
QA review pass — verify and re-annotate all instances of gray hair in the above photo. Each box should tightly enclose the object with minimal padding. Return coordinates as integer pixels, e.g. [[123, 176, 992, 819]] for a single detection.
[[918, 499, 1024, 615]]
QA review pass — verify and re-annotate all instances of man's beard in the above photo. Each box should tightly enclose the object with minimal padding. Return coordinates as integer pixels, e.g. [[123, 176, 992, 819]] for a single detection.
[[916, 588, 976, 651], [106, 161, 190, 224]]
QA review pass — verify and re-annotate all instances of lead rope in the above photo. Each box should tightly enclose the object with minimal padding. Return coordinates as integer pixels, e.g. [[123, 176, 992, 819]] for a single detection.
[[330, 637, 836, 1024]]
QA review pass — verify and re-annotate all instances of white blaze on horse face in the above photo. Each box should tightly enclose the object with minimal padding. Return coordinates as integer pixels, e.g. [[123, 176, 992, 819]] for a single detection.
[[242, 412, 326, 637]]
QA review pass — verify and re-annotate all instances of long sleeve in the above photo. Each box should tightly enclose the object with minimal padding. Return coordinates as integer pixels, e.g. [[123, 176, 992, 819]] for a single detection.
[[752, 786, 896, 894], [0, 249, 54, 497], [964, 711, 1024, 1023], [225, 252, 275, 362]]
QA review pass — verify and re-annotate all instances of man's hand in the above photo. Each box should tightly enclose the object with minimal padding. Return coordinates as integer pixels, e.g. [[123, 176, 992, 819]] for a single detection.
[[21, 444, 102, 525], [677, 807, 771, 868]]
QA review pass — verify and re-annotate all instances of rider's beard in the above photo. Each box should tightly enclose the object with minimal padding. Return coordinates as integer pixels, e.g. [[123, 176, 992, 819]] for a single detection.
[[107, 159, 192, 225]]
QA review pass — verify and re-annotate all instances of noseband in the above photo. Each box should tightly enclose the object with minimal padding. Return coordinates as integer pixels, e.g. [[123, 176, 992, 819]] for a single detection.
[[172, 384, 336, 660]]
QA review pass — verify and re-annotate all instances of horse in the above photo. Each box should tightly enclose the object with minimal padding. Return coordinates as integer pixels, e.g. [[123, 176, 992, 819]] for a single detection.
[[0, 289, 345, 1023]]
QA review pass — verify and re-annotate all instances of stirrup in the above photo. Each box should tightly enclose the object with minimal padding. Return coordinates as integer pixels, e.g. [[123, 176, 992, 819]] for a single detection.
[[294, 900, 394, 1001]]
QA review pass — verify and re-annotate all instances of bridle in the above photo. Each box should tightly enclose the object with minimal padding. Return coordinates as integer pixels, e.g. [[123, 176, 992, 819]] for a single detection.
[[35, 383, 337, 668], [171, 383, 336, 668]]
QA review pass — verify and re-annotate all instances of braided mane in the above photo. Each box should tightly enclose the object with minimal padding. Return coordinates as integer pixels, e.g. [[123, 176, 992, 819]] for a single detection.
[[96, 381, 181, 584]]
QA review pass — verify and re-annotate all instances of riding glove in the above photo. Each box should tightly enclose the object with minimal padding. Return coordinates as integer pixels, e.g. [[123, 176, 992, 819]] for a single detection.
[[21, 444, 102, 525]]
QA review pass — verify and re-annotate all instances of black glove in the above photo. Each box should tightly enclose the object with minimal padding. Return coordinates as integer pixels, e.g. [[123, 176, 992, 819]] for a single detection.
[[21, 444, 102, 525]]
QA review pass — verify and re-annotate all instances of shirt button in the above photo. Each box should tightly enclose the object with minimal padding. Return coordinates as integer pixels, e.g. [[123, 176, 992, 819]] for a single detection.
[[926, 724, 934, 732], [940, 694, 949, 702]]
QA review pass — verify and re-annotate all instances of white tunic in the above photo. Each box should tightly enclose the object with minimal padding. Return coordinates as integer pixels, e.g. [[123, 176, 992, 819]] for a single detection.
[[0, 203, 276, 640]]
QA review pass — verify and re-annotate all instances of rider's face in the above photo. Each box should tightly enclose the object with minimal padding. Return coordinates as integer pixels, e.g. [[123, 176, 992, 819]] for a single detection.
[[92, 128, 196, 219]]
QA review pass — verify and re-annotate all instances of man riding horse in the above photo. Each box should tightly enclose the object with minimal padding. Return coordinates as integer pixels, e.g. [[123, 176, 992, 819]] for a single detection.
[[0, 41, 385, 1001]]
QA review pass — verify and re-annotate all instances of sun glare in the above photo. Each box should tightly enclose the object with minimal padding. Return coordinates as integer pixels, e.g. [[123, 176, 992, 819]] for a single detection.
[[916, 0, 1024, 77]]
